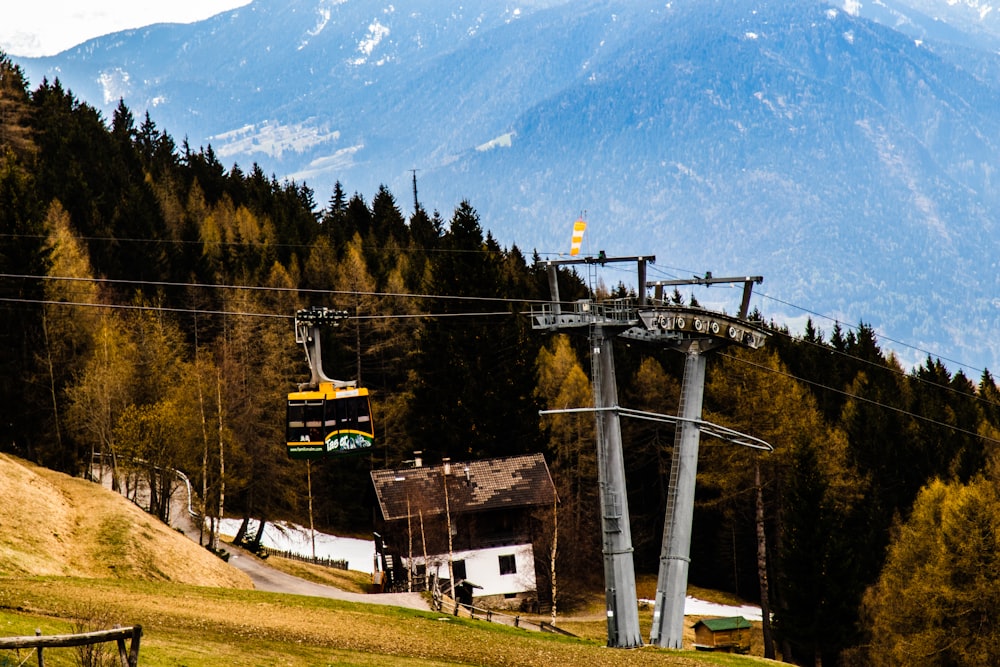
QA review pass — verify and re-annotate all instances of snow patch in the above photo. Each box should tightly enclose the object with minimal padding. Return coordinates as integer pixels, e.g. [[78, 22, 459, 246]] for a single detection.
[[98, 68, 131, 104], [476, 132, 515, 152], [298, 1, 339, 50], [670, 596, 764, 622], [351, 17, 391, 65], [211, 119, 341, 159], [287, 144, 364, 181], [219, 518, 377, 573]]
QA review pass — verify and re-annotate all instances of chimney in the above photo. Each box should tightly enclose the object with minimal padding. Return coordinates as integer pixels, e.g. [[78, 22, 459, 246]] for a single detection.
[[442, 457, 451, 475], [413, 451, 423, 468]]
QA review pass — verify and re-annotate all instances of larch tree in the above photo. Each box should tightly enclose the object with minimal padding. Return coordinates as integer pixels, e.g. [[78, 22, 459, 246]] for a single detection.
[[862, 474, 1000, 667], [535, 334, 600, 598], [37, 200, 101, 469], [65, 311, 139, 491], [219, 263, 299, 550]]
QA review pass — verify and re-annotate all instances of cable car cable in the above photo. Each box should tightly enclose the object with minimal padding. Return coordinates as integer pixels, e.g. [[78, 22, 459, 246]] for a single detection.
[[718, 350, 1000, 445]]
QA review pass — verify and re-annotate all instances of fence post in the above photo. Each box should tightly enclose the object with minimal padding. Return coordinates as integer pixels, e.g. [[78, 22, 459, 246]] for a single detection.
[[34, 629, 43, 667], [127, 625, 142, 667]]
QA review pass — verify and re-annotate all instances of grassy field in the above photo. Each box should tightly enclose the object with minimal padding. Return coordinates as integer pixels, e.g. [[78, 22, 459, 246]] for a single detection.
[[0, 454, 782, 666], [0, 577, 781, 667]]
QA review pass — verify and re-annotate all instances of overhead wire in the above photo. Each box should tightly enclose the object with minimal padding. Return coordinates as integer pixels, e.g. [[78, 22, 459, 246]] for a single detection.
[[644, 260, 990, 378], [633, 261, 1000, 423], [0, 273, 552, 306], [0, 232, 568, 258], [0, 266, 990, 385], [4, 262, 1000, 432], [718, 349, 1000, 445], [0, 296, 513, 321]]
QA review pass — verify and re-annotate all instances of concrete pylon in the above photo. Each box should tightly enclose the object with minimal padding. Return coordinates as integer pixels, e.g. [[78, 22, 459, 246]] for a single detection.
[[650, 345, 707, 647], [592, 324, 643, 648]]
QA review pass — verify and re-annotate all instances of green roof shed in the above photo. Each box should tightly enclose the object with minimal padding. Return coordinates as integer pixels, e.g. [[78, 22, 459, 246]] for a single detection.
[[692, 616, 752, 653]]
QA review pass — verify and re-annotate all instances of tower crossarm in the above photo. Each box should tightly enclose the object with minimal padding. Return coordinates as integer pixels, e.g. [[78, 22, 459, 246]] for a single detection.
[[648, 273, 762, 318], [629, 306, 769, 350]]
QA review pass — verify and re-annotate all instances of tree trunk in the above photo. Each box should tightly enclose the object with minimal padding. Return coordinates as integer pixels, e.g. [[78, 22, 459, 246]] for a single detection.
[[234, 514, 249, 545], [551, 499, 558, 626], [215, 370, 226, 552], [250, 518, 267, 552], [755, 458, 776, 660], [197, 348, 209, 547], [41, 314, 64, 460]]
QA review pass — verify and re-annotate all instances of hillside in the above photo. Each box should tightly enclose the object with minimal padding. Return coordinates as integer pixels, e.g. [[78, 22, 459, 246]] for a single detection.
[[0, 454, 251, 588], [16, 0, 1000, 372]]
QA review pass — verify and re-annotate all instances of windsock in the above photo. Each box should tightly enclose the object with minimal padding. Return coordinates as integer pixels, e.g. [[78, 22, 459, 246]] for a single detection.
[[569, 219, 586, 256]]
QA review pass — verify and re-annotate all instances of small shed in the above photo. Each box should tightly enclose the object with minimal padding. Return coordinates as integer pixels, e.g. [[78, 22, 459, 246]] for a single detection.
[[692, 616, 751, 653]]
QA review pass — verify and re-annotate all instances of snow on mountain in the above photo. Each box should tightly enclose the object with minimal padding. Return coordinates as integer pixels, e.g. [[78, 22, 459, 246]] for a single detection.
[[15, 0, 1000, 373]]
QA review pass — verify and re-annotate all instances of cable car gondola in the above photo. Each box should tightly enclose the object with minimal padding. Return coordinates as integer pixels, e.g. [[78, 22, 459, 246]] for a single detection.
[[285, 307, 374, 460], [286, 382, 374, 459]]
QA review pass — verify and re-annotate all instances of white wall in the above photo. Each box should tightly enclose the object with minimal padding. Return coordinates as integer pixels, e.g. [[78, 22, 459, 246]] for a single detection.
[[408, 543, 537, 597]]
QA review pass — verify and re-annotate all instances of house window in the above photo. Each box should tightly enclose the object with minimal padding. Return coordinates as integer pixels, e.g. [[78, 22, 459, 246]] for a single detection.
[[451, 559, 467, 582], [498, 554, 517, 576]]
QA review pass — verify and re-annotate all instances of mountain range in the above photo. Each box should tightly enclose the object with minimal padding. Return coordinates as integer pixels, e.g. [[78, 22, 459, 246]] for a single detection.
[[13, 0, 1000, 374]]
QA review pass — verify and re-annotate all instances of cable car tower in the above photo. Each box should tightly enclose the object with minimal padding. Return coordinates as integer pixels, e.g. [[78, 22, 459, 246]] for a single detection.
[[628, 274, 770, 649], [532, 254, 770, 650], [533, 253, 653, 648]]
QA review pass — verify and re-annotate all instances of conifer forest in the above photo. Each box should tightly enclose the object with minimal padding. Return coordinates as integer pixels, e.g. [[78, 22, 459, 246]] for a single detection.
[[4, 54, 1000, 665]]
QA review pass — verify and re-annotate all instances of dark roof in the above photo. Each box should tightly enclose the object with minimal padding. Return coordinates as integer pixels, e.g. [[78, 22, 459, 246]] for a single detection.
[[370, 454, 557, 521], [694, 617, 751, 632]]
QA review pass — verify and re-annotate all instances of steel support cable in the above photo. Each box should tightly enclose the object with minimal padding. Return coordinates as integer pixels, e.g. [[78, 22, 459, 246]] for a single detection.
[[8, 273, 999, 416], [644, 261, 985, 378], [720, 351, 1000, 445], [539, 405, 773, 451], [0, 272, 553, 306], [0, 296, 512, 321]]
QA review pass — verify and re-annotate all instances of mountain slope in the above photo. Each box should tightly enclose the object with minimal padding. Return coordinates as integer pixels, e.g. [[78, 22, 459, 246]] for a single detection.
[[0, 454, 252, 587], [15, 0, 1000, 371]]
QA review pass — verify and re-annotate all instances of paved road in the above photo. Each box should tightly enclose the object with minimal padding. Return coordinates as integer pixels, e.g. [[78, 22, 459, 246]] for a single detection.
[[221, 542, 429, 609], [92, 463, 429, 611]]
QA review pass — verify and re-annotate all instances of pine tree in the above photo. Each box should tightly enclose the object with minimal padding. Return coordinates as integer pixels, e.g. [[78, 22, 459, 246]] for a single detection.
[[408, 201, 542, 460], [0, 135, 47, 459]]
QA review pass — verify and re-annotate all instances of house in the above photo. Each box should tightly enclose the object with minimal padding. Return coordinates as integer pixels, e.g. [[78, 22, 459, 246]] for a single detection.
[[370, 453, 557, 610], [692, 616, 752, 653]]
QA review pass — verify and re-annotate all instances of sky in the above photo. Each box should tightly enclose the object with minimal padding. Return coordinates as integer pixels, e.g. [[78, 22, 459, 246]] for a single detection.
[[0, 0, 251, 57]]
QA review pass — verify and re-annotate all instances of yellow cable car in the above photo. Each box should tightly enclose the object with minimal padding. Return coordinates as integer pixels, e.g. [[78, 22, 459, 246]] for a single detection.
[[286, 381, 374, 459], [286, 307, 374, 459]]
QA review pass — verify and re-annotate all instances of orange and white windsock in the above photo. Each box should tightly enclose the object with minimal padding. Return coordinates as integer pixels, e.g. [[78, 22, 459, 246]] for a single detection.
[[569, 219, 586, 256]]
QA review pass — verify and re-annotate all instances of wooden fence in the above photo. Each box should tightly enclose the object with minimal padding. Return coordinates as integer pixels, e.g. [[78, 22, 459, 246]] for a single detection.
[[432, 593, 574, 636], [0, 625, 141, 667], [255, 545, 349, 570]]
